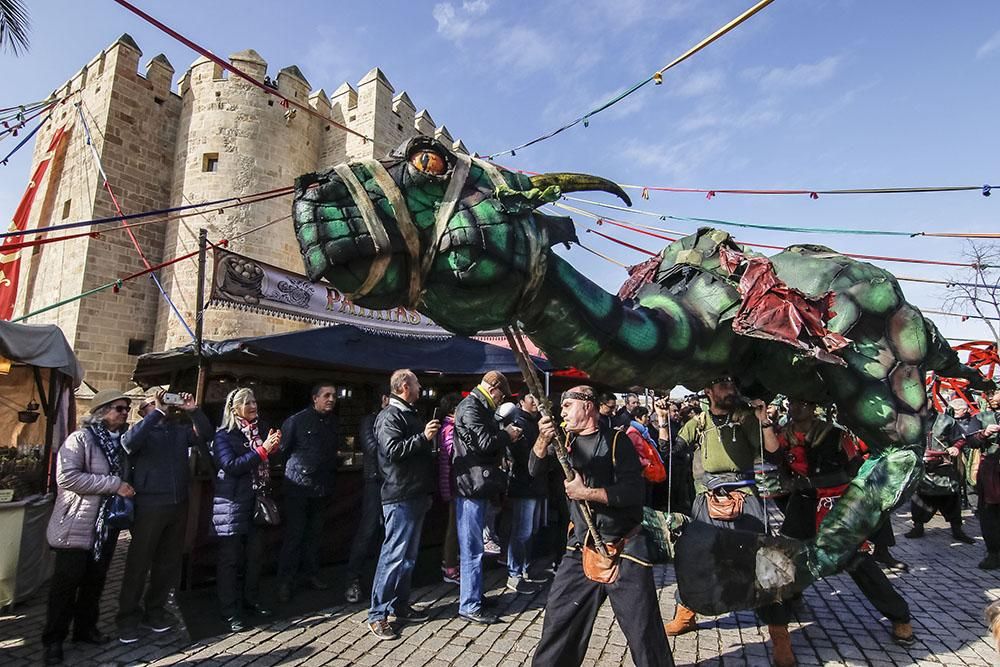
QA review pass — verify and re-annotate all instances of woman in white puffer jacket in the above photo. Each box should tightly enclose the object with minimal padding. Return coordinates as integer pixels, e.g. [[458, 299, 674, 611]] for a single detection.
[[42, 389, 135, 666]]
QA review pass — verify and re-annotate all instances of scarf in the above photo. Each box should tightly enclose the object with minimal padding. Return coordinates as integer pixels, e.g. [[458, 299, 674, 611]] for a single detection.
[[88, 421, 124, 562], [236, 416, 272, 495]]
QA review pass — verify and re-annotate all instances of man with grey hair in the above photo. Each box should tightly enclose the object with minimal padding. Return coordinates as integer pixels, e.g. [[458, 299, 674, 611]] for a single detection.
[[367, 369, 441, 640], [906, 398, 978, 544]]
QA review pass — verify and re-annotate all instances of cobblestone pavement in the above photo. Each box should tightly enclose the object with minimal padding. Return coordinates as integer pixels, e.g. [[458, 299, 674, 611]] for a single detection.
[[2, 510, 998, 666]]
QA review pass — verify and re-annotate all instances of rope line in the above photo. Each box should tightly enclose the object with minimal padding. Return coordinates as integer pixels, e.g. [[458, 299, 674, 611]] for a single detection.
[[0, 185, 294, 240], [565, 195, 995, 240], [563, 200, 996, 269]]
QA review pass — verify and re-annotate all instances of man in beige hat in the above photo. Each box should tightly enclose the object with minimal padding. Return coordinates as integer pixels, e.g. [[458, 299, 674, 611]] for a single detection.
[[453, 371, 522, 624]]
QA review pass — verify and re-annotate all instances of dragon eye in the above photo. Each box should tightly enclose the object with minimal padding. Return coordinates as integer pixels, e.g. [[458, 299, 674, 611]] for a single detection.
[[409, 149, 447, 176]]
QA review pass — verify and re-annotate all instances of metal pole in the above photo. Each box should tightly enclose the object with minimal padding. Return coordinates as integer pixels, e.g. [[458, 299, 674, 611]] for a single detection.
[[194, 228, 208, 403], [503, 326, 609, 557]]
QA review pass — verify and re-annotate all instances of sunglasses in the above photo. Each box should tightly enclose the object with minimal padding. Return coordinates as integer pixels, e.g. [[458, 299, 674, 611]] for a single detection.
[[111, 405, 130, 413]]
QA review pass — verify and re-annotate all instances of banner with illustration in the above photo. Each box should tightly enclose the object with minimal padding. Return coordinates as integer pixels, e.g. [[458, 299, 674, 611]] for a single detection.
[[208, 248, 455, 337]]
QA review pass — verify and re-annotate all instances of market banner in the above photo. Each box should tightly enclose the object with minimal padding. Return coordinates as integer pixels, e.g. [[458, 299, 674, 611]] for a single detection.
[[208, 248, 457, 337], [1, 126, 67, 320]]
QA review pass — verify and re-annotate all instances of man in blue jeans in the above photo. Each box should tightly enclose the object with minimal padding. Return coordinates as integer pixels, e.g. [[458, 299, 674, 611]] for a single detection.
[[506, 393, 546, 593], [454, 371, 522, 624], [367, 369, 440, 640]]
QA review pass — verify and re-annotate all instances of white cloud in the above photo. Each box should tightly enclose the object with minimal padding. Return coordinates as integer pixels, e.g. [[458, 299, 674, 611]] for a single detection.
[[433, 1, 492, 41], [672, 69, 724, 98], [462, 0, 491, 14], [494, 26, 559, 72], [620, 133, 729, 180], [433, 3, 474, 41], [747, 56, 842, 90], [977, 29, 1000, 59]]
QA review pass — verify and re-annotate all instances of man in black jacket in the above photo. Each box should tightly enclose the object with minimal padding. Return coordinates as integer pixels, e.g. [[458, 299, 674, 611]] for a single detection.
[[117, 390, 212, 643], [529, 386, 674, 667], [345, 389, 390, 603], [367, 370, 440, 640], [276, 383, 341, 602], [453, 371, 522, 625]]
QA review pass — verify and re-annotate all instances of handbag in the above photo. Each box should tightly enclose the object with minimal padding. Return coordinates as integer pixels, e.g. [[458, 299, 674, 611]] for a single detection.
[[107, 495, 135, 530], [253, 495, 281, 526], [581, 526, 639, 584], [705, 489, 745, 521]]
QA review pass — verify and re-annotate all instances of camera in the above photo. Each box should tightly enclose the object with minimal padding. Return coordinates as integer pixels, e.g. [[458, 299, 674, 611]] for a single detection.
[[161, 392, 185, 407]]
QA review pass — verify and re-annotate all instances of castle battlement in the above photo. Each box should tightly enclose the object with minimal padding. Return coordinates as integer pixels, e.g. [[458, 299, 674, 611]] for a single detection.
[[14, 34, 469, 390]]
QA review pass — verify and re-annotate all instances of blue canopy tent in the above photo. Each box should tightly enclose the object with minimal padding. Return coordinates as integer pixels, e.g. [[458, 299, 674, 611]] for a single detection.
[[133, 324, 551, 385]]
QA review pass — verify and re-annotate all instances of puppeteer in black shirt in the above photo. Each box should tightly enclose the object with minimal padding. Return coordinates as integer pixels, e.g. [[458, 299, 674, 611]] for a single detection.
[[528, 427, 646, 550]]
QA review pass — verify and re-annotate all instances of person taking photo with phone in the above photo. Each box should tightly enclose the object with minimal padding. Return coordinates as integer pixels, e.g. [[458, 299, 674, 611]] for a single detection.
[[116, 389, 211, 644]]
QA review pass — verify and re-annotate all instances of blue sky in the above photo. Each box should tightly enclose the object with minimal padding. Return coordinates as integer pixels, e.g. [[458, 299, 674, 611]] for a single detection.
[[2, 0, 999, 346]]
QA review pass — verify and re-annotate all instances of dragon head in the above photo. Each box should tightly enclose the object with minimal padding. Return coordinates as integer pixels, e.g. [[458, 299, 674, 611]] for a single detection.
[[292, 137, 629, 335]]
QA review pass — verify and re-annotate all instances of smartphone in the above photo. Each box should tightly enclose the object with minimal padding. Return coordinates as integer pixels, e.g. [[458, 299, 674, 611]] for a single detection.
[[432, 408, 441, 422], [162, 392, 185, 406]]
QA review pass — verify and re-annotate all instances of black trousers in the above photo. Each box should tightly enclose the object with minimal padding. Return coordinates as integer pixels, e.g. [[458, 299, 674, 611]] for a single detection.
[[277, 493, 330, 583], [216, 528, 263, 617], [42, 540, 116, 645], [781, 494, 910, 624], [532, 551, 674, 667], [846, 557, 910, 623], [345, 478, 384, 582], [116, 502, 187, 629], [688, 492, 789, 626], [981, 502, 1000, 553], [911, 492, 962, 525]]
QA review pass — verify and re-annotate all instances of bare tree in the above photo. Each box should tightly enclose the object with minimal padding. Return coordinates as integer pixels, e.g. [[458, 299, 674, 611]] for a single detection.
[[944, 241, 1000, 345], [0, 0, 29, 55]]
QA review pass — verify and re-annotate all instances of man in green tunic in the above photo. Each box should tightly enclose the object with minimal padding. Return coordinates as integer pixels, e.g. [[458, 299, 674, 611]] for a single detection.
[[663, 377, 794, 667]]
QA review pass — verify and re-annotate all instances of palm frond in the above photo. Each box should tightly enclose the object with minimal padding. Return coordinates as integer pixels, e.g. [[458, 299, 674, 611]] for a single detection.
[[0, 0, 31, 56]]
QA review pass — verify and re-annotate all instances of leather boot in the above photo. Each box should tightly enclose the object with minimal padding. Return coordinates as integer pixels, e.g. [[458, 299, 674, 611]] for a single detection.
[[891, 621, 915, 646], [768, 624, 795, 667], [664, 603, 697, 636], [951, 523, 975, 544], [904, 523, 924, 538], [979, 552, 1000, 570]]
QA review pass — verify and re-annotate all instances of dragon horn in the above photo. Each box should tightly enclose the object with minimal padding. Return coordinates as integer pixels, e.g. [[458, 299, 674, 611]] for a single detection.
[[529, 173, 632, 207]]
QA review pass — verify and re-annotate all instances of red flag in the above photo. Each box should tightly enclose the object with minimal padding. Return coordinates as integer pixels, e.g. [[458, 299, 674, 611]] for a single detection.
[[0, 127, 67, 320]]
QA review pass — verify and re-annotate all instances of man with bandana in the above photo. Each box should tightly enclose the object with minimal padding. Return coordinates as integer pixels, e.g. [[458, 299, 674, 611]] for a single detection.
[[529, 386, 673, 667], [662, 377, 794, 667]]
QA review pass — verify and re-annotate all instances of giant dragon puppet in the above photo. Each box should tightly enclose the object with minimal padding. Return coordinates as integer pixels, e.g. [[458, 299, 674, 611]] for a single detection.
[[290, 136, 994, 613]]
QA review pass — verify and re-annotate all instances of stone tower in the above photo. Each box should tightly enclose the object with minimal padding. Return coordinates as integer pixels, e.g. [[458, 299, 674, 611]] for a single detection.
[[12, 34, 468, 389], [13, 34, 181, 389]]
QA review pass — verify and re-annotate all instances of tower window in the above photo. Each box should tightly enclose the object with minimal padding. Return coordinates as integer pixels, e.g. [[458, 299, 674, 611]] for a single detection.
[[62, 200, 72, 219], [202, 153, 219, 172], [127, 339, 148, 356]]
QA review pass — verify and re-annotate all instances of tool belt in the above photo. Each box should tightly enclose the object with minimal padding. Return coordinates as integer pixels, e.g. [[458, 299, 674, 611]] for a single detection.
[[582, 526, 640, 584]]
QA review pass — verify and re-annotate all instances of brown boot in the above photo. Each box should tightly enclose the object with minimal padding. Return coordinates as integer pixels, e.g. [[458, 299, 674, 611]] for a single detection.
[[768, 624, 795, 667], [663, 604, 697, 636], [891, 621, 915, 647]]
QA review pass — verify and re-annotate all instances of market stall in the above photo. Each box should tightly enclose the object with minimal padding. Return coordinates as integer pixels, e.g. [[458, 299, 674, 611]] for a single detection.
[[132, 323, 569, 588], [0, 321, 83, 609]]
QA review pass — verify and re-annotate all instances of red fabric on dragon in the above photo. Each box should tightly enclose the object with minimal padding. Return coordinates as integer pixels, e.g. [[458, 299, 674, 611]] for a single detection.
[[727, 253, 850, 364]]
